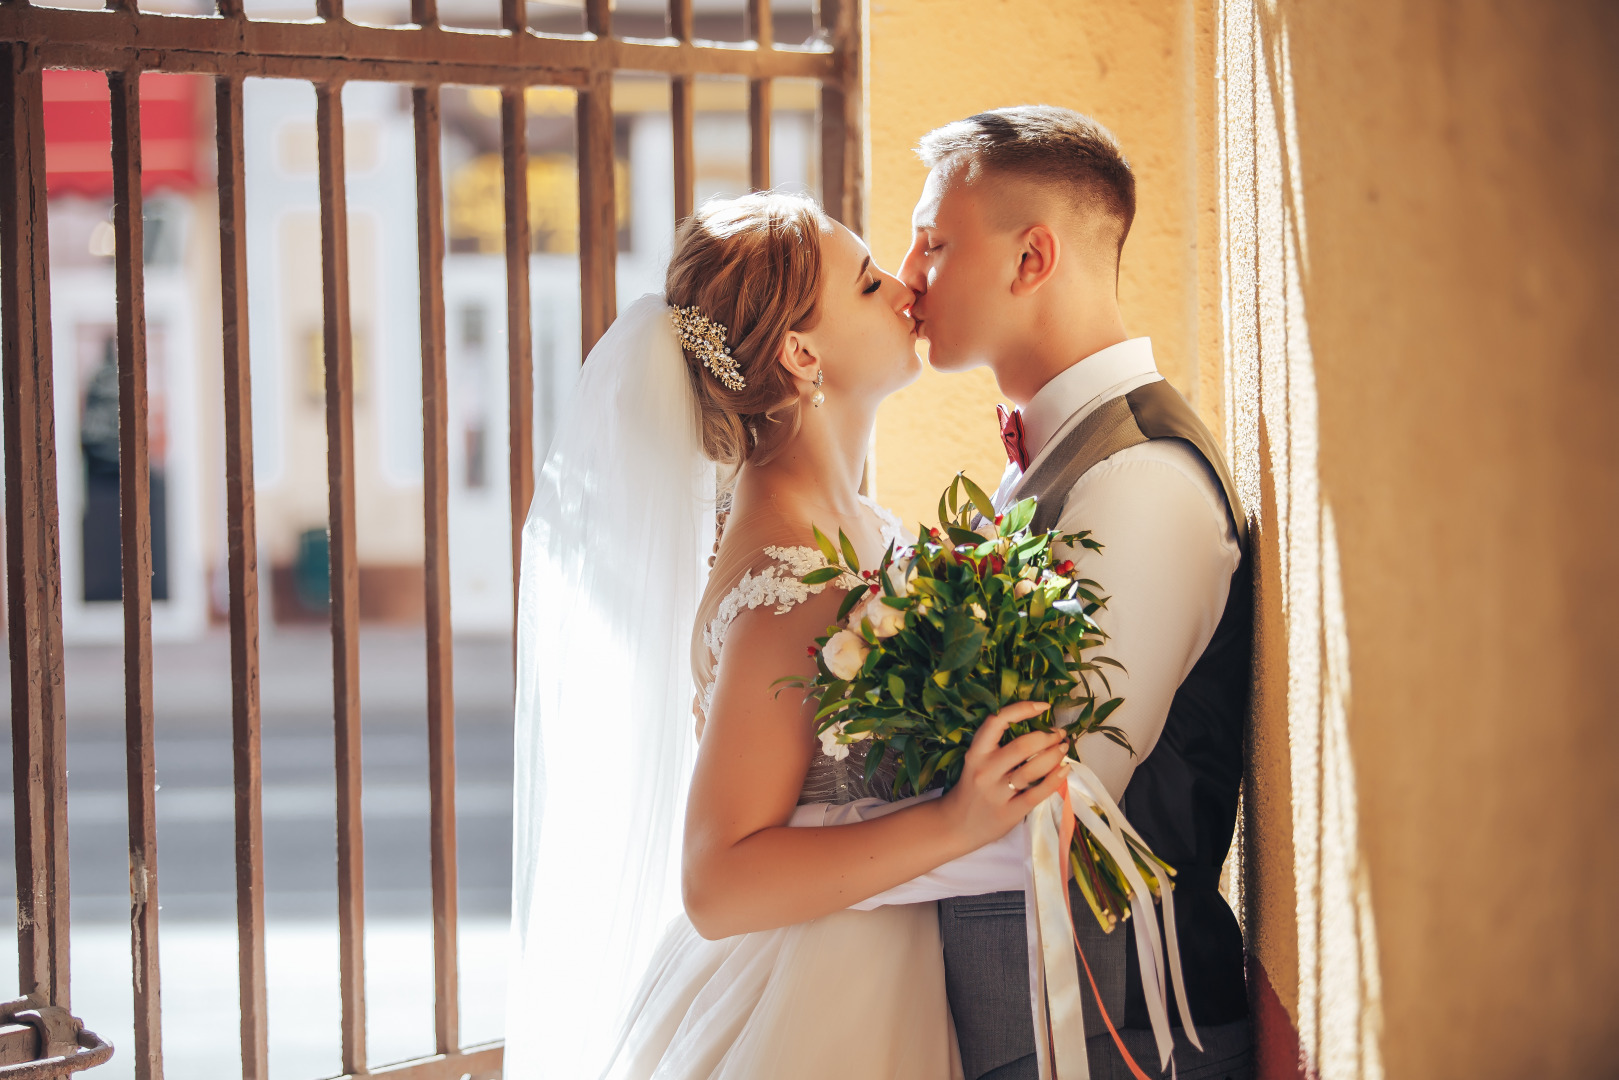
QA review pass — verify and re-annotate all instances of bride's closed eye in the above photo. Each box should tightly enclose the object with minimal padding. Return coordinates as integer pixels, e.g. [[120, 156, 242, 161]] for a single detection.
[[862, 278, 882, 295]]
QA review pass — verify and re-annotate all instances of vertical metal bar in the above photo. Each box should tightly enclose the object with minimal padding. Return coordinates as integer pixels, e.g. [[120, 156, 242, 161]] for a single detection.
[[0, 41, 71, 1014], [748, 0, 772, 47], [413, 81, 460, 1057], [317, 0, 344, 24], [670, 0, 694, 225], [671, 75, 694, 225], [576, 70, 617, 356], [216, 71, 269, 1080], [110, 65, 165, 1080], [818, 0, 864, 233], [748, 0, 772, 192], [584, 0, 610, 37], [498, 0, 520, 36], [670, 0, 693, 42], [748, 78, 771, 192], [499, 88, 534, 635], [316, 79, 367, 1077]]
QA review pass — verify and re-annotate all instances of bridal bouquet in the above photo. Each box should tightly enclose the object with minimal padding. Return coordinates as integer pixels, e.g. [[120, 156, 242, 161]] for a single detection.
[[776, 473, 1178, 935]]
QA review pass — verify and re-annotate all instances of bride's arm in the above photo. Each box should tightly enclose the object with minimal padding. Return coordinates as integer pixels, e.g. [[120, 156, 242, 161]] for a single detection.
[[681, 589, 1069, 940]]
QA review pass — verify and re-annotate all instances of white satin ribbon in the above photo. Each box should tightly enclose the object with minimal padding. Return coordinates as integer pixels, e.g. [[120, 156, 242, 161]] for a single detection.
[[1023, 758, 1201, 1079]]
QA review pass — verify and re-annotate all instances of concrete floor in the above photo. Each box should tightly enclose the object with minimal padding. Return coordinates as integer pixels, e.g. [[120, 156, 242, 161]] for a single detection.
[[0, 625, 517, 1079]]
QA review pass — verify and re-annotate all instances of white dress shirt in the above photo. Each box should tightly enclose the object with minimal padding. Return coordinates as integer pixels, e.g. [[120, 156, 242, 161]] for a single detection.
[[795, 338, 1243, 908]]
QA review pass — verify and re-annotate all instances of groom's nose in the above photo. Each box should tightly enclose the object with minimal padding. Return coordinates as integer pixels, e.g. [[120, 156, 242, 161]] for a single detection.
[[898, 240, 928, 296]]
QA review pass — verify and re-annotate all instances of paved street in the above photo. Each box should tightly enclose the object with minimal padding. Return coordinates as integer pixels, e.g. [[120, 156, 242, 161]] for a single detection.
[[0, 626, 516, 1079]]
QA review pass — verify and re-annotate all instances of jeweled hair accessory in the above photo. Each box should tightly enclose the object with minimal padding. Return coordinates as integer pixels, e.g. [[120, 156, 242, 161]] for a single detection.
[[671, 305, 746, 392]]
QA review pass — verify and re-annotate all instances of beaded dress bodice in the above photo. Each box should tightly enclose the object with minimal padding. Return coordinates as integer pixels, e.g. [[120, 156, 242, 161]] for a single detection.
[[694, 496, 906, 806]]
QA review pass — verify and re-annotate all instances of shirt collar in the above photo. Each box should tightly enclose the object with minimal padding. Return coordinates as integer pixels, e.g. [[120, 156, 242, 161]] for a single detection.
[[1019, 337, 1159, 460]]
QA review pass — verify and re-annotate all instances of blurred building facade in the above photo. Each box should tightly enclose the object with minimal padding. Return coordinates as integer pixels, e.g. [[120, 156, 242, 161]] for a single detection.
[[37, 0, 821, 642]]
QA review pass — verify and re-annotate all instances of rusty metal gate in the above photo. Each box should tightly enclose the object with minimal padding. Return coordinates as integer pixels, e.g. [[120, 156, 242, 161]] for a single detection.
[[0, 0, 864, 1073]]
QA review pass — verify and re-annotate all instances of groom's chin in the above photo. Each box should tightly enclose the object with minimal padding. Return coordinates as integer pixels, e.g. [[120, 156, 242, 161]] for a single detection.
[[923, 343, 966, 373]]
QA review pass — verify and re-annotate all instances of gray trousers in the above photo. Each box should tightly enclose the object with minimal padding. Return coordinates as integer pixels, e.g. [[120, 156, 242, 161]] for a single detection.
[[940, 890, 1252, 1080]]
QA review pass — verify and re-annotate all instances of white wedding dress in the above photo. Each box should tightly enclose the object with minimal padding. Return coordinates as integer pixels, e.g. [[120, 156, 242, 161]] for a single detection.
[[503, 297, 960, 1080], [599, 497, 964, 1080]]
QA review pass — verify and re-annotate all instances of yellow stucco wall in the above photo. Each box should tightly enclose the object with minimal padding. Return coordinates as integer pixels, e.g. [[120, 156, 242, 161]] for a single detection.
[[1250, 3, 1619, 1077], [869, 2, 1619, 1078]]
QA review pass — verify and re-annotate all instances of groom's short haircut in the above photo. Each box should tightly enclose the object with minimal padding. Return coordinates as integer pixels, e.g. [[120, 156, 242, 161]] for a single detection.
[[917, 105, 1136, 259]]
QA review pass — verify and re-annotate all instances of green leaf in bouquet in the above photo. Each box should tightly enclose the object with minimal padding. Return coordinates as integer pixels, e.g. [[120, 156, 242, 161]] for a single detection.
[[946, 525, 987, 546], [801, 566, 845, 586], [1037, 642, 1068, 676], [835, 584, 867, 623], [1051, 598, 1089, 618], [1097, 724, 1135, 755], [931, 669, 952, 688], [947, 476, 960, 519], [1013, 533, 1048, 559], [916, 751, 940, 792], [937, 487, 953, 531], [879, 595, 910, 610], [959, 473, 997, 523], [1094, 697, 1123, 724], [864, 739, 888, 784], [903, 736, 923, 783], [959, 680, 998, 712], [887, 673, 907, 704], [811, 524, 843, 567], [838, 528, 861, 574], [861, 643, 883, 677], [998, 668, 1020, 704], [939, 625, 987, 673], [1001, 497, 1037, 535]]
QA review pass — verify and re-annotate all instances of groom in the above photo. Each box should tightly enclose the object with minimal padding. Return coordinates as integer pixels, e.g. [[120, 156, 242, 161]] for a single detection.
[[893, 107, 1254, 1079]]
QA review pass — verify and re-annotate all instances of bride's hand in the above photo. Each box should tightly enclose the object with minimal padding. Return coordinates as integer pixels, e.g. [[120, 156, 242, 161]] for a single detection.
[[940, 701, 1070, 851]]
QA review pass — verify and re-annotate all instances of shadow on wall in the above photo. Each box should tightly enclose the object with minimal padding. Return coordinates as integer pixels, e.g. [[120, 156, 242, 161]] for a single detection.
[[1217, 2, 1384, 1078]]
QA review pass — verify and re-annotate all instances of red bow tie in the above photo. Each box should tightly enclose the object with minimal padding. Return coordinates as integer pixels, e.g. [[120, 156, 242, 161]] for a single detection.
[[997, 404, 1029, 471]]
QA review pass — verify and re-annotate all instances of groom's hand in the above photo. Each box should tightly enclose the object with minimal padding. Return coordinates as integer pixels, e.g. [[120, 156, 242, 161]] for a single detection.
[[941, 702, 1070, 851]]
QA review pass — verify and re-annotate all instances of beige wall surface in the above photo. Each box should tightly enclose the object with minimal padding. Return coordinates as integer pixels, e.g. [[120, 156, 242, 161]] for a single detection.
[[1257, 2, 1619, 1077], [869, 1, 1619, 1078]]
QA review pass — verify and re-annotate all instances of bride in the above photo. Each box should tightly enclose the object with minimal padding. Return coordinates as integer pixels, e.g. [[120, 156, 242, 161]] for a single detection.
[[503, 192, 1068, 1079]]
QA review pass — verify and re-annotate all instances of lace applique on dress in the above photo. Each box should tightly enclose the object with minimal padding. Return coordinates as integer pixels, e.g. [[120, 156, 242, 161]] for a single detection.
[[697, 498, 912, 805]]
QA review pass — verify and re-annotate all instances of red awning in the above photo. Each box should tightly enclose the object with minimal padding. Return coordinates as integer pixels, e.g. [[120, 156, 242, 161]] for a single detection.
[[44, 69, 201, 197]]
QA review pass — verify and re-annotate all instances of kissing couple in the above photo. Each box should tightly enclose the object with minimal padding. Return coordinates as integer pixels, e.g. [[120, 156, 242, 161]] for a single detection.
[[504, 106, 1254, 1080]]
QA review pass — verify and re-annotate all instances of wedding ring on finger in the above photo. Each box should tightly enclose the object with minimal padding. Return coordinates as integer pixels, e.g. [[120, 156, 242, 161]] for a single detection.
[[1007, 781, 1020, 794]]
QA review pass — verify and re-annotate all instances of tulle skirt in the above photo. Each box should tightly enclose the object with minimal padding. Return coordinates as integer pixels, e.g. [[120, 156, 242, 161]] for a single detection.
[[603, 903, 964, 1080]]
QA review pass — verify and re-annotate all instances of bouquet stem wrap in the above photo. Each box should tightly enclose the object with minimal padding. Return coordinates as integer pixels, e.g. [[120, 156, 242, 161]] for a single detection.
[[1024, 758, 1202, 1080]]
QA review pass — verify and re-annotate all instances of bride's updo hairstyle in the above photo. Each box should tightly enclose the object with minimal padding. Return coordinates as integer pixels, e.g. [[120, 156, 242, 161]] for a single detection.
[[666, 191, 832, 469]]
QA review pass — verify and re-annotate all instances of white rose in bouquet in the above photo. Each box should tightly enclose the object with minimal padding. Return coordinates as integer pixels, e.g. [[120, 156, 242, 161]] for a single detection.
[[821, 628, 870, 681], [853, 594, 906, 638]]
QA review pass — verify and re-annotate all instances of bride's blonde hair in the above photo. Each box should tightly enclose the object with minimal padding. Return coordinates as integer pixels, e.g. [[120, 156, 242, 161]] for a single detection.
[[665, 191, 833, 469]]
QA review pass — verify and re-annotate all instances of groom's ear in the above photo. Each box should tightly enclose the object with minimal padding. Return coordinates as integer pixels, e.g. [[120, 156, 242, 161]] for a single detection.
[[1009, 223, 1060, 297], [776, 329, 819, 385]]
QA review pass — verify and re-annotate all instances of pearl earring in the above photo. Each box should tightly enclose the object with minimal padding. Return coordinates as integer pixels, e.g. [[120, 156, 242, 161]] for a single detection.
[[810, 369, 825, 408]]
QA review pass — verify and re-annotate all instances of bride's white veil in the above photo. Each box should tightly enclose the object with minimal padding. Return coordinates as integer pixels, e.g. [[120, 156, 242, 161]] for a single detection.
[[504, 293, 716, 1078]]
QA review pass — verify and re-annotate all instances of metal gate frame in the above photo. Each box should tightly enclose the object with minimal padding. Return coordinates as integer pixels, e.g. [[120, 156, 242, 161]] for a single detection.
[[0, 0, 866, 1074]]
